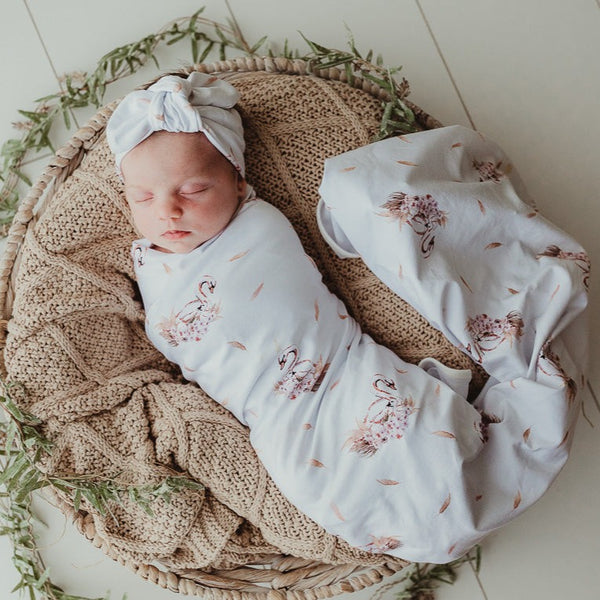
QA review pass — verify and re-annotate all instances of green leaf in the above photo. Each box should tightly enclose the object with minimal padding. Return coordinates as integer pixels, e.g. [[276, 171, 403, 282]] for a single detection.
[[0, 453, 29, 485], [197, 41, 215, 64], [298, 32, 331, 55], [249, 35, 268, 54], [311, 56, 355, 70]]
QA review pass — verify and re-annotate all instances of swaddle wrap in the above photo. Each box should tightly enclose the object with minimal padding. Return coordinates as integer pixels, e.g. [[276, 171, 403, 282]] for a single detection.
[[106, 72, 247, 176], [133, 126, 589, 563]]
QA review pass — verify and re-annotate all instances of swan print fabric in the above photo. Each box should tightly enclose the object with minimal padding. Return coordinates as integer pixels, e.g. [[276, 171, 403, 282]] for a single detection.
[[134, 126, 588, 563]]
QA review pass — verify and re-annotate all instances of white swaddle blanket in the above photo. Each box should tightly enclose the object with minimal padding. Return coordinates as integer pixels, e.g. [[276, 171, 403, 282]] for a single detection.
[[133, 125, 589, 563]]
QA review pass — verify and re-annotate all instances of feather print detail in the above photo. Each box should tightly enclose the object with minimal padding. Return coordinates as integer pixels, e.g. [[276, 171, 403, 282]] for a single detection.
[[460, 276, 473, 293], [485, 242, 503, 250], [362, 535, 402, 553], [396, 160, 419, 167], [377, 479, 400, 486], [477, 199, 486, 214], [433, 431, 456, 439], [341, 166, 356, 172], [314, 301, 320, 321], [229, 250, 249, 261], [439, 493, 451, 514], [513, 491, 522, 510], [228, 341, 247, 350], [331, 503, 346, 521], [251, 283, 264, 300], [308, 459, 325, 468]]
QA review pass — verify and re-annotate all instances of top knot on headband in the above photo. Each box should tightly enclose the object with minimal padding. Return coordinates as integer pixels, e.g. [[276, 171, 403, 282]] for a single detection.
[[106, 72, 246, 176]]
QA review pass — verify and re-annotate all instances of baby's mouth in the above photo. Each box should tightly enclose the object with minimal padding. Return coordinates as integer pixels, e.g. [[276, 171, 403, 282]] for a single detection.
[[162, 230, 191, 240]]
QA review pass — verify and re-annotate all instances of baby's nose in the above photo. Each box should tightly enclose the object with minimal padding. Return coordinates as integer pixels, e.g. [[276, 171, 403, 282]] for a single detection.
[[156, 195, 183, 219]]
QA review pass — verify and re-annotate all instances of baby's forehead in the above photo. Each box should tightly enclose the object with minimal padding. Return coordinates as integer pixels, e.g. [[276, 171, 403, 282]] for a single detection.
[[125, 131, 231, 171]]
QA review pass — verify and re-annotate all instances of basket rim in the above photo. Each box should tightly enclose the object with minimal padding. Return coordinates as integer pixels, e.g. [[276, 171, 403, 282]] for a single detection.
[[0, 55, 431, 598]]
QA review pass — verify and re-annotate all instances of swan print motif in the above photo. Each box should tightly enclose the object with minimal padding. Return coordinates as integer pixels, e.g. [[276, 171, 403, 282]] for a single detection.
[[157, 277, 221, 346], [346, 374, 417, 457], [274, 345, 330, 400], [537, 339, 578, 405], [472, 158, 505, 183], [465, 310, 524, 363], [132, 243, 147, 268], [537, 245, 591, 290], [379, 192, 447, 258]]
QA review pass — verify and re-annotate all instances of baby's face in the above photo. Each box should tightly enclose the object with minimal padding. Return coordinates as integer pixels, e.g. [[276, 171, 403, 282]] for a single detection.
[[121, 131, 246, 253]]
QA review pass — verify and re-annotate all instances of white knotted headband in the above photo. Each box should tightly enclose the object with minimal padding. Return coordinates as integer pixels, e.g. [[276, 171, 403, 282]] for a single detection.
[[106, 72, 247, 177]]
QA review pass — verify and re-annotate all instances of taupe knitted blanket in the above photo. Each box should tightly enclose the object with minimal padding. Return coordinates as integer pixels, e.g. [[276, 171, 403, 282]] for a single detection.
[[3, 70, 486, 572]]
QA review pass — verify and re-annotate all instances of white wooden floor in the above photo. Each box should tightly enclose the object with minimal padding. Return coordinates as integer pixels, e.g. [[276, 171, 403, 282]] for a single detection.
[[1, 1, 599, 599]]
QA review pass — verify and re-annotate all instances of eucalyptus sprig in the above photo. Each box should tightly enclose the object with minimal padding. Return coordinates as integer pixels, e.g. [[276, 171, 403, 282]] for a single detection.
[[368, 546, 482, 600], [297, 30, 418, 139], [396, 547, 482, 600], [0, 380, 203, 599]]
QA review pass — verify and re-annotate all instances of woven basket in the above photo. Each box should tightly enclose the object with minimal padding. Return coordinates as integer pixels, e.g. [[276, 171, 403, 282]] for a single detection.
[[0, 57, 484, 598]]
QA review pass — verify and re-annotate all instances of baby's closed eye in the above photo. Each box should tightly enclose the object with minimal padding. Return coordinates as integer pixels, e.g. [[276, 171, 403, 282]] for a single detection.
[[180, 184, 210, 195]]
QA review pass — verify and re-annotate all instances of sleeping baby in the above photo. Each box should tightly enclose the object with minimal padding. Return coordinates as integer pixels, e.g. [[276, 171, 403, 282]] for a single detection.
[[106, 72, 588, 563]]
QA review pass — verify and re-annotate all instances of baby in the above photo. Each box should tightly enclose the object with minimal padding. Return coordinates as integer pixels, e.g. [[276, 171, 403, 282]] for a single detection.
[[107, 72, 588, 563]]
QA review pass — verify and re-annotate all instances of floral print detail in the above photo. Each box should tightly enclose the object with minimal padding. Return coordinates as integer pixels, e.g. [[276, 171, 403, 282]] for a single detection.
[[132, 243, 147, 268], [346, 375, 416, 457], [157, 277, 220, 346], [537, 245, 591, 290], [274, 345, 330, 400], [465, 310, 524, 363], [472, 159, 505, 182], [380, 192, 448, 258], [361, 535, 402, 553], [537, 339, 577, 405]]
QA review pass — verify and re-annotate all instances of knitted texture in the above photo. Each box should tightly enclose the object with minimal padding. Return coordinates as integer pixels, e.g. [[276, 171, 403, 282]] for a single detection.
[[3, 70, 486, 575]]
